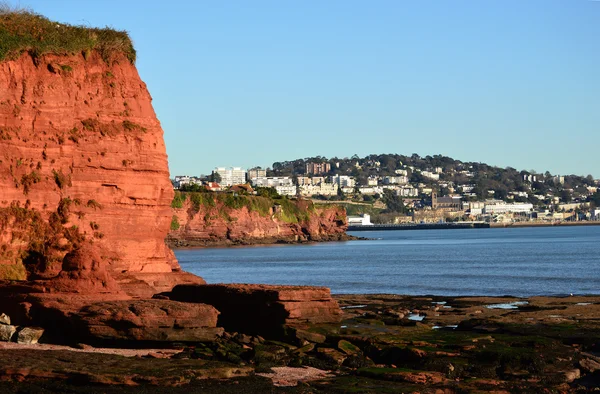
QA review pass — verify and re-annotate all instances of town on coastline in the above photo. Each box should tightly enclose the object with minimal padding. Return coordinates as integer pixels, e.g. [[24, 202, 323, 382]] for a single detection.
[[173, 154, 600, 226]]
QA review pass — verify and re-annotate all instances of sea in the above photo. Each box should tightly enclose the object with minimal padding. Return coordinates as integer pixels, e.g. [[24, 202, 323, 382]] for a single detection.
[[175, 226, 600, 297]]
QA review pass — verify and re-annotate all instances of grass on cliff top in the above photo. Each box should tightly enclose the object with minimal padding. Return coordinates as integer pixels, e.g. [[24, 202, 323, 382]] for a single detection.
[[173, 191, 316, 224], [0, 5, 136, 63]]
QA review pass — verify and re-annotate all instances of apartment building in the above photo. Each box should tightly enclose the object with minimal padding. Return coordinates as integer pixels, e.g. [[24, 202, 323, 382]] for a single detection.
[[330, 175, 356, 188], [305, 162, 331, 175], [214, 167, 247, 186]]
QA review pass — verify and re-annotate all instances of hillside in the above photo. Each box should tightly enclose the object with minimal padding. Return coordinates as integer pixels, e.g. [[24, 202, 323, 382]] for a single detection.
[[271, 153, 598, 207]]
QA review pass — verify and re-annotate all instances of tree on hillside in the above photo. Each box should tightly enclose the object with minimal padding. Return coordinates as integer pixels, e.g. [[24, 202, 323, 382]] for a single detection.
[[560, 189, 572, 204], [590, 191, 600, 208], [255, 187, 280, 199], [210, 172, 222, 183], [382, 189, 406, 214]]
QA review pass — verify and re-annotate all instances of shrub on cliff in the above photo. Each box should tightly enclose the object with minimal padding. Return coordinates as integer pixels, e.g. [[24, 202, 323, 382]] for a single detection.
[[0, 6, 136, 63]]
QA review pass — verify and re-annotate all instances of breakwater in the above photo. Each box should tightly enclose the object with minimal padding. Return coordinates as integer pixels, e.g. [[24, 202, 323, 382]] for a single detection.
[[347, 222, 490, 231]]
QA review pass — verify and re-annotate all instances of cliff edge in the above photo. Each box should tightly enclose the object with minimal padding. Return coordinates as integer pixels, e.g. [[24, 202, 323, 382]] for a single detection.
[[168, 192, 349, 247]]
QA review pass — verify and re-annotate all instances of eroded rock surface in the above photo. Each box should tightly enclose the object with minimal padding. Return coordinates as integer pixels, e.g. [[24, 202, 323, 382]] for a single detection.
[[168, 194, 349, 247], [0, 50, 185, 286], [165, 284, 343, 338], [76, 299, 223, 343]]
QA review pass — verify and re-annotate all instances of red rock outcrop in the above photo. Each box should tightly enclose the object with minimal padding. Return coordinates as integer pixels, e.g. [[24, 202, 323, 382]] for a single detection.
[[76, 299, 223, 343], [0, 50, 199, 291], [168, 194, 348, 247], [165, 284, 343, 338]]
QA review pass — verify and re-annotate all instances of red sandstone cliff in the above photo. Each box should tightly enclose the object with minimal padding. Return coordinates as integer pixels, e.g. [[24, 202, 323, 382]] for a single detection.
[[167, 193, 349, 247], [0, 50, 191, 289]]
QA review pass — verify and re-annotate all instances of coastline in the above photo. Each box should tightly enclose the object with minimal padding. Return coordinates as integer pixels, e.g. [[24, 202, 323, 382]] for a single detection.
[[166, 233, 360, 249], [2, 293, 600, 392], [490, 220, 600, 228]]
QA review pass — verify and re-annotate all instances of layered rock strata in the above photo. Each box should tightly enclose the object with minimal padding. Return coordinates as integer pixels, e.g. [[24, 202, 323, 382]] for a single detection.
[[76, 300, 223, 343], [0, 50, 189, 286], [168, 193, 348, 247], [165, 284, 343, 338]]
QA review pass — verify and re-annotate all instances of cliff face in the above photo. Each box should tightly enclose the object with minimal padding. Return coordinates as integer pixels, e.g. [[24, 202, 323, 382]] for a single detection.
[[168, 193, 348, 247], [0, 51, 178, 281]]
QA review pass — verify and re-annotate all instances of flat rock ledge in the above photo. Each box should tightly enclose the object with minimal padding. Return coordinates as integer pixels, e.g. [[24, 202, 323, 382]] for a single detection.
[[164, 284, 343, 338], [76, 299, 223, 343]]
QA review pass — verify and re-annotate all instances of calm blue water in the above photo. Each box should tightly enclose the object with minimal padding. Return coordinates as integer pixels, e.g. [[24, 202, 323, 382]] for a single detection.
[[175, 226, 600, 296]]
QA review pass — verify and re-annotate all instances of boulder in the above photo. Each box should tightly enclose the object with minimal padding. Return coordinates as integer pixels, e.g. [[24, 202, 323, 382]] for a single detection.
[[17, 327, 44, 344], [166, 284, 342, 338], [77, 299, 222, 343], [317, 347, 347, 366], [295, 329, 327, 344], [0, 313, 10, 325], [580, 358, 600, 373], [0, 324, 16, 341], [563, 368, 581, 383]]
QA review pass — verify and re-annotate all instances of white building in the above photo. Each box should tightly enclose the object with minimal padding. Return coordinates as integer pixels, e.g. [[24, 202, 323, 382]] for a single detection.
[[358, 186, 383, 195], [275, 185, 297, 197], [173, 175, 204, 189], [214, 167, 247, 186], [248, 167, 267, 180], [296, 176, 325, 186], [464, 201, 485, 215], [367, 176, 379, 186], [394, 169, 408, 176], [421, 171, 440, 181], [252, 176, 293, 187], [383, 176, 409, 185], [347, 214, 373, 226], [330, 175, 356, 188], [396, 186, 419, 197], [483, 202, 533, 214], [299, 183, 339, 197]]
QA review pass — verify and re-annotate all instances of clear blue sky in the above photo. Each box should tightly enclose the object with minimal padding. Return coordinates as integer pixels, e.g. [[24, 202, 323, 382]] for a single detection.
[[12, 0, 600, 178]]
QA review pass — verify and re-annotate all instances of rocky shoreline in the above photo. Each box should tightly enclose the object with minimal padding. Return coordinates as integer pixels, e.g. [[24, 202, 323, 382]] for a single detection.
[[1, 293, 599, 393], [167, 233, 359, 248]]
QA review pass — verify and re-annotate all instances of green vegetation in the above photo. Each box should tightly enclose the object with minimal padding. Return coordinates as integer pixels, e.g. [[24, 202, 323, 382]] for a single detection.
[[275, 198, 313, 223], [178, 183, 207, 192], [0, 6, 136, 63], [0, 200, 86, 279], [381, 189, 406, 214], [122, 120, 147, 132], [255, 187, 280, 199], [189, 192, 216, 212], [86, 199, 102, 209], [0, 262, 27, 280], [171, 191, 187, 208], [52, 169, 70, 189], [174, 191, 316, 224], [20, 170, 40, 194], [170, 215, 180, 231]]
